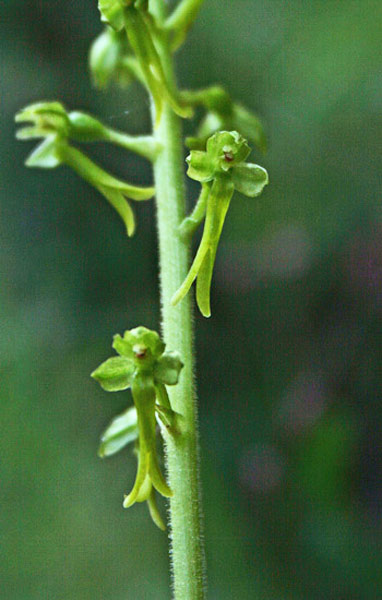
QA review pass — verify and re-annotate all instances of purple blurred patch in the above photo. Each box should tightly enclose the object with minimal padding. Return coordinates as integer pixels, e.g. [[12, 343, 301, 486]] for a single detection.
[[218, 223, 314, 291], [238, 442, 285, 493], [277, 370, 327, 435], [342, 224, 382, 300]]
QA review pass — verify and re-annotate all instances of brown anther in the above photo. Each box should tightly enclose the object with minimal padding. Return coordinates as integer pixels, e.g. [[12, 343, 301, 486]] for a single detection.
[[133, 344, 147, 359], [224, 151, 234, 162]]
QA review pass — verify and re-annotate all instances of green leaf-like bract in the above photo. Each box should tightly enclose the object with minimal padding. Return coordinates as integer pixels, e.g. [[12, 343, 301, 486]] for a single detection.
[[98, 406, 138, 457]]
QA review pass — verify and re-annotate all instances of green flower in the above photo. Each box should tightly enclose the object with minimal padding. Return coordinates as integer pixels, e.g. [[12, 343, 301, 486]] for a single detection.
[[172, 131, 269, 317], [15, 102, 154, 236], [91, 327, 183, 528]]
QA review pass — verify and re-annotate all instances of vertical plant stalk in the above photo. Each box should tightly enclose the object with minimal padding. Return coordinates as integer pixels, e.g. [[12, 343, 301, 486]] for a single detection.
[[150, 2, 206, 598]]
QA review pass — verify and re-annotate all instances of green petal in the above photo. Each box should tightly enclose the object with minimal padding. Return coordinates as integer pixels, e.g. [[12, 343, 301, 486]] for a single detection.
[[16, 126, 47, 140], [154, 351, 184, 386], [24, 137, 62, 169], [232, 163, 269, 197], [186, 151, 214, 182], [98, 406, 138, 457], [15, 101, 70, 138], [15, 101, 68, 123], [91, 356, 134, 391]]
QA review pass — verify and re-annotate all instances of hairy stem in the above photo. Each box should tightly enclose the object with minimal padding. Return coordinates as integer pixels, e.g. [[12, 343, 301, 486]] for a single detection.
[[150, 2, 206, 598]]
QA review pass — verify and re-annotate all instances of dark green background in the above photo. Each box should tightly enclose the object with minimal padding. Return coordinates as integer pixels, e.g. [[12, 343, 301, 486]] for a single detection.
[[1, 1, 381, 598]]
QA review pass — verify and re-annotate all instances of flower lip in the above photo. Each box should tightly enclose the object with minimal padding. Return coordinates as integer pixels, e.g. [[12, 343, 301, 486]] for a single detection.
[[133, 344, 147, 359], [223, 150, 234, 162]]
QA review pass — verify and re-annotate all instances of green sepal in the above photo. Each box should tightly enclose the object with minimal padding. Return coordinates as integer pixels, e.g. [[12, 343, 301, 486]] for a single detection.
[[98, 406, 138, 457], [98, 0, 125, 31], [232, 163, 269, 198], [15, 102, 70, 139], [154, 351, 184, 386], [186, 151, 214, 182], [91, 356, 135, 391], [24, 137, 62, 169]]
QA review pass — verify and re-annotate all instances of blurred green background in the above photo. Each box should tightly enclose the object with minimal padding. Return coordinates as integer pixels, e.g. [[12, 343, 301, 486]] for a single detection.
[[1, 1, 381, 598]]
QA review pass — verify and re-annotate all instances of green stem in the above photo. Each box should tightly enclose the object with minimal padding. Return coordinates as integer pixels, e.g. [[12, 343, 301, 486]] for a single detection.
[[150, 2, 206, 598]]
